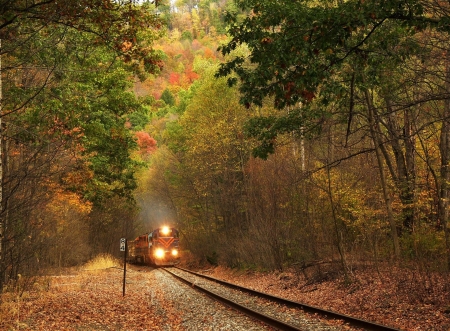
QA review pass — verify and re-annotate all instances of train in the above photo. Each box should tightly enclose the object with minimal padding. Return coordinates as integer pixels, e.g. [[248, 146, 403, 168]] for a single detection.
[[127, 226, 180, 266]]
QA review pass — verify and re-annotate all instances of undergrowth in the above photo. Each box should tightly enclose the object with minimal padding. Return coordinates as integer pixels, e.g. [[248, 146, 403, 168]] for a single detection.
[[83, 253, 121, 271]]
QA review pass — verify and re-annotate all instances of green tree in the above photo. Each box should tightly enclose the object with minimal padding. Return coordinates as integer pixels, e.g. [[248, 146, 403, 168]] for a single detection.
[[218, 0, 434, 110], [161, 88, 176, 106]]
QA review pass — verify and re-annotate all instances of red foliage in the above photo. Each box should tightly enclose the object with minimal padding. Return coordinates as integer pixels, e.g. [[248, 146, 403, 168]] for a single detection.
[[152, 91, 161, 100], [169, 72, 181, 85], [185, 65, 199, 83], [301, 89, 315, 102], [135, 131, 157, 155]]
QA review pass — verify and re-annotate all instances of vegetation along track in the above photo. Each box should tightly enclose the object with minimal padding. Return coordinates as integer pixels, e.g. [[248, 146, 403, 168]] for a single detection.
[[163, 267, 402, 331]]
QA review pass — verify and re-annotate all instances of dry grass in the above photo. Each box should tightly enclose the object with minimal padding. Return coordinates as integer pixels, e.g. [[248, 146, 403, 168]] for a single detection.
[[82, 253, 121, 271]]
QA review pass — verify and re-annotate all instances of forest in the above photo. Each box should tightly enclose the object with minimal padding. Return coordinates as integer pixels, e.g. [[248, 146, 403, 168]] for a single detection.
[[1, 0, 450, 294]]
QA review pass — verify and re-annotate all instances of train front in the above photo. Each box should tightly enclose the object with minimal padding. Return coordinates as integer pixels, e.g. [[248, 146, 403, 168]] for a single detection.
[[151, 226, 180, 266]]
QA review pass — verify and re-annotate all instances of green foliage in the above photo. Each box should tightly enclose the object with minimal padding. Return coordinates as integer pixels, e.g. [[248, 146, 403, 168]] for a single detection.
[[244, 106, 324, 159], [1, 1, 165, 205], [3, 25, 143, 206], [216, 0, 434, 155], [128, 107, 151, 131], [164, 121, 188, 153], [2, 1, 166, 80], [0, 0, 167, 292], [175, 89, 194, 114], [161, 88, 176, 106], [181, 30, 193, 41]]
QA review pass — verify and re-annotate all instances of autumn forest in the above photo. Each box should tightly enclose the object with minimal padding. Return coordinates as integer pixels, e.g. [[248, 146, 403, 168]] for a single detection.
[[1, 0, 450, 299]]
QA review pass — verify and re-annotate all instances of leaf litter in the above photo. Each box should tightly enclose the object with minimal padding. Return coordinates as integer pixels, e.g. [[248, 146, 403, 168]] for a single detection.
[[2, 263, 450, 331], [1, 267, 183, 331]]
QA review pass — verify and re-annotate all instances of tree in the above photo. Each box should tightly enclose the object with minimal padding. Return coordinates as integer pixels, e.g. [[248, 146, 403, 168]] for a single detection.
[[161, 88, 176, 106], [135, 131, 158, 158], [219, 0, 440, 109], [0, 0, 165, 74], [0, 0, 166, 290], [161, 64, 257, 265], [217, 0, 443, 152], [217, 0, 450, 265]]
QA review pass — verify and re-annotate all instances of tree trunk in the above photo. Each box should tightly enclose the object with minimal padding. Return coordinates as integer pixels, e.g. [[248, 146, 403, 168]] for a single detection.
[[381, 99, 416, 232], [326, 166, 350, 282], [0, 38, 4, 291], [438, 57, 450, 270], [365, 88, 401, 259]]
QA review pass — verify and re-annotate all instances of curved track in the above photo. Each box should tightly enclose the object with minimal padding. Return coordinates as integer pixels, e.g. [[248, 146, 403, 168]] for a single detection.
[[163, 267, 402, 331]]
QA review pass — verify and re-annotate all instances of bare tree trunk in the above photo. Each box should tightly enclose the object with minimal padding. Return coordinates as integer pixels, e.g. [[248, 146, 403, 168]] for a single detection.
[[403, 107, 416, 230], [297, 103, 306, 171], [381, 99, 416, 232], [439, 58, 450, 270], [365, 88, 401, 259], [300, 126, 305, 171], [0, 38, 4, 290], [287, 103, 305, 171], [326, 165, 350, 281]]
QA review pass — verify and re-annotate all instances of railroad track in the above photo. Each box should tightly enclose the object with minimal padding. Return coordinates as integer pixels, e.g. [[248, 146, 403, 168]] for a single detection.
[[163, 267, 402, 331]]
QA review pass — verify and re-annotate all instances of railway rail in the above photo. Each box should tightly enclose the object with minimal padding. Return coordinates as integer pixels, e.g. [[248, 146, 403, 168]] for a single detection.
[[163, 267, 402, 331]]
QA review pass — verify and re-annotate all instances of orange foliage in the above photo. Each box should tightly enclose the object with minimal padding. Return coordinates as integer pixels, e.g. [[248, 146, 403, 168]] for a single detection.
[[169, 72, 181, 85], [44, 182, 92, 222], [121, 40, 133, 52], [185, 65, 199, 83], [62, 165, 94, 190], [152, 91, 162, 100], [149, 76, 167, 99], [135, 131, 157, 155], [204, 48, 215, 59]]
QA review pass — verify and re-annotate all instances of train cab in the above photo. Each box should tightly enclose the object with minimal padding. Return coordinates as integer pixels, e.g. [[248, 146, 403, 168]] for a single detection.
[[150, 226, 180, 266]]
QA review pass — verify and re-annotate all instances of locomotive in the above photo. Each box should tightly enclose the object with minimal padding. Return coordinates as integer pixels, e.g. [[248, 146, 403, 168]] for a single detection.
[[128, 226, 180, 266]]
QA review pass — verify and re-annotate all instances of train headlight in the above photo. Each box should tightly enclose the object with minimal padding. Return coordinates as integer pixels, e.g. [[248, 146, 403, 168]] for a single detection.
[[171, 249, 178, 256], [161, 226, 170, 236], [154, 248, 165, 259]]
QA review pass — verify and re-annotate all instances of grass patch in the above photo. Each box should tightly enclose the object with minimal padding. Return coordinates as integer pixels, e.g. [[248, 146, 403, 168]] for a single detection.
[[83, 254, 120, 271]]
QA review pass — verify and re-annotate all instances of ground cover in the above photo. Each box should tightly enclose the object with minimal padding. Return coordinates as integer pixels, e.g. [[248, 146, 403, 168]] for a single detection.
[[0, 257, 182, 331], [1, 256, 449, 330], [202, 264, 450, 331]]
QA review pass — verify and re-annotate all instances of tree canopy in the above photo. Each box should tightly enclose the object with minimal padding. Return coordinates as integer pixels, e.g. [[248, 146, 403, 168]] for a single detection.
[[218, 0, 445, 107], [0, 0, 166, 290]]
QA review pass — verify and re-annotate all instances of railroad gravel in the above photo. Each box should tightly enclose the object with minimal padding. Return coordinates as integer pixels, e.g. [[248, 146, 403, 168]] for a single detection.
[[148, 268, 275, 330], [163, 268, 353, 331]]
